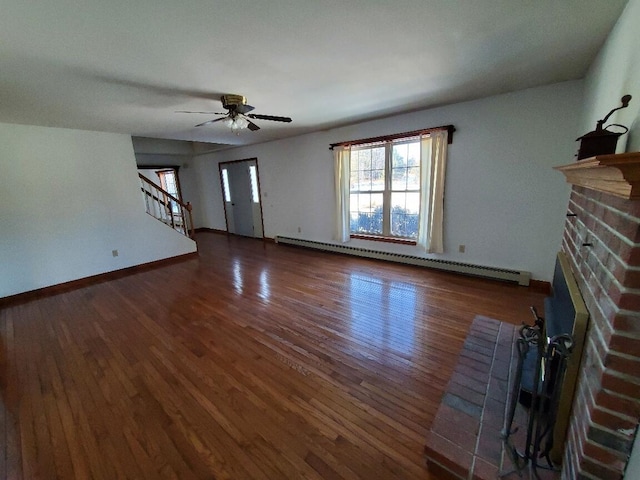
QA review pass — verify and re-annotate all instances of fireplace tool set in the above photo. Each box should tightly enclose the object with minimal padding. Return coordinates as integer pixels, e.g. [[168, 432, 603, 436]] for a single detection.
[[500, 308, 574, 479]]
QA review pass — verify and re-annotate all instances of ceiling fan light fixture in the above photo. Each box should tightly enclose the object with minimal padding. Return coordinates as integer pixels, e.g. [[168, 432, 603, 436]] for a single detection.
[[223, 115, 249, 133], [234, 116, 249, 130]]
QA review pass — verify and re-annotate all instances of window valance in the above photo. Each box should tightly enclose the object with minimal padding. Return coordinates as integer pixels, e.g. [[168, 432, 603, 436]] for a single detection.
[[329, 124, 455, 150]]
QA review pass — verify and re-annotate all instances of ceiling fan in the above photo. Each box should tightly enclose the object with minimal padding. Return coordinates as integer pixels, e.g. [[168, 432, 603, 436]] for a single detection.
[[178, 94, 292, 132]]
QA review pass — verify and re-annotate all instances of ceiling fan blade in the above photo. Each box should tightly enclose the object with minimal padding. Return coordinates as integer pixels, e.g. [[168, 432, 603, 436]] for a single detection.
[[235, 104, 255, 114], [176, 110, 227, 115], [247, 120, 260, 131], [195, 117, 227, 127], [247, 113, 292, 123]]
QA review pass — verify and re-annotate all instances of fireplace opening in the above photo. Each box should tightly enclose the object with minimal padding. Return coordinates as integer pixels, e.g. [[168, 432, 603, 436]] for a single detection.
[[518, 251, 589, 464]]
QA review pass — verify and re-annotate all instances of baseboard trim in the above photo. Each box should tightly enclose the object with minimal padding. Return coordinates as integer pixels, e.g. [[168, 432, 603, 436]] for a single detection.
[[0, 252, 199, 307], [529, 279, 552, 294], [194, 229, 276, 243], [195, 227, 227, 235], [275, 236, 531, 286]]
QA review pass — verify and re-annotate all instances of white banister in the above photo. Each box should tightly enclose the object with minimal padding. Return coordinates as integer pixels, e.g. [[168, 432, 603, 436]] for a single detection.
[[139, 173, 194, 238]]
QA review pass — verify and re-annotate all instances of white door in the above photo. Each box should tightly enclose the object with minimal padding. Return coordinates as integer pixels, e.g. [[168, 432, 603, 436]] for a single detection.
[[221, 160, 264, 238]]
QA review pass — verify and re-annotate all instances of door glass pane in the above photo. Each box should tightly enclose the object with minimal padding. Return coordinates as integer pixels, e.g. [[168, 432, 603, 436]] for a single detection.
[[222, 169, 231, 202], [249, 165, 259, 203]]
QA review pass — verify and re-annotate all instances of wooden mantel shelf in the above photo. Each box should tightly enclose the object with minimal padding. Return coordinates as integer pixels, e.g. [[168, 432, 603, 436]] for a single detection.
[[555, 152, 640, 199]]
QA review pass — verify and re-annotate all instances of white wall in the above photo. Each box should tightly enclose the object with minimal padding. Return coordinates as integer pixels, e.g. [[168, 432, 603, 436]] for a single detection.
[[194, 81, 584, 281], [581, 0, 640, 152], [0, 123, 196, 298], [132, 137, 194, 156]]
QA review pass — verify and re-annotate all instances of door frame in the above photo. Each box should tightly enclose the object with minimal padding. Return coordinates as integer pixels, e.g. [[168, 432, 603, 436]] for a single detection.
[[218, 157, 266, 239]]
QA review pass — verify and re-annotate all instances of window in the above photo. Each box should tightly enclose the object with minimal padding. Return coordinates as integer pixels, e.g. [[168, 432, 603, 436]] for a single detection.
[[334, 125, 452, 252], [349, 137, 421, 240], [157, 170, 179, 198]]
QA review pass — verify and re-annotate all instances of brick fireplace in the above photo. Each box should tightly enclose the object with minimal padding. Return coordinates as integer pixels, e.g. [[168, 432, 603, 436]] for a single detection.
[[424, 154, 640, 479], [556, 153, 640, 479]]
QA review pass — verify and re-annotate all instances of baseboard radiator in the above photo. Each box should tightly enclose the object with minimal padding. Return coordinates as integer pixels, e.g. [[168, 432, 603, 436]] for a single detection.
[[275, 236, 531, 286]]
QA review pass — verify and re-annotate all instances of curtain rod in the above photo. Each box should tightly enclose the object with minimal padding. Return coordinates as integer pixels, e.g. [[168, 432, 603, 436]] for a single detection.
[[329, 124, 455, 150]]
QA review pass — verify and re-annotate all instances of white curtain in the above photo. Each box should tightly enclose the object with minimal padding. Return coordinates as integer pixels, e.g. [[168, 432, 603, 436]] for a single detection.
[[333, 146, 351, 243], [418, 129, 448, 253]]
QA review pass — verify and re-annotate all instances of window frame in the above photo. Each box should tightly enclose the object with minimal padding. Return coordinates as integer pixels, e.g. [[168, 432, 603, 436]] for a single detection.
[[348, 136, 421, 244]]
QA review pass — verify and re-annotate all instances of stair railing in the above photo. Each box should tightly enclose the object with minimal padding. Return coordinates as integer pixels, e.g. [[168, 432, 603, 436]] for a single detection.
[[139, 173, 194, 238]]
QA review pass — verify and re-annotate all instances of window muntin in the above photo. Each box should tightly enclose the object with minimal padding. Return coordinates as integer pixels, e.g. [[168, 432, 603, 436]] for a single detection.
[[349, 137, 421, 240]]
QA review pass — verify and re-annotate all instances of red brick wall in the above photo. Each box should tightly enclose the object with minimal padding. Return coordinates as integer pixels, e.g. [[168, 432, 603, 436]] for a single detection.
[[561, 186, 640, 479]]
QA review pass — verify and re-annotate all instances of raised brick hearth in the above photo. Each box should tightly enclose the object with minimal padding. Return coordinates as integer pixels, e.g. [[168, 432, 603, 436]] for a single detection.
[[424, 316, 560, 480]]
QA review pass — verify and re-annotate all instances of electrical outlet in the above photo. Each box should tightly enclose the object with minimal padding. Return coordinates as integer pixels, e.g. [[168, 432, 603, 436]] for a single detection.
[[112, 249, 119, 257], [458, 245, 466, 253]]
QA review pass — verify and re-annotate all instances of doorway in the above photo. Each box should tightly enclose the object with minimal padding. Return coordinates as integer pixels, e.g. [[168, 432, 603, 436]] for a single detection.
[[219, 158, 264, 238]]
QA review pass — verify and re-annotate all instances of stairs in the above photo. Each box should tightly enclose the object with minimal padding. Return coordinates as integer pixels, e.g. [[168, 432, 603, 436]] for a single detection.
[[139, 173, 194, 238]]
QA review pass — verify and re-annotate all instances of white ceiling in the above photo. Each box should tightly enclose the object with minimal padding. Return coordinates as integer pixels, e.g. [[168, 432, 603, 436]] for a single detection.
[[0, 0, 628, 149]]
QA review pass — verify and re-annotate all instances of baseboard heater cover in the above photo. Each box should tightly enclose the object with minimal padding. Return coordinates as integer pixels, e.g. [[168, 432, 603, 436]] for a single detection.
[[275, 236, 531, 286]]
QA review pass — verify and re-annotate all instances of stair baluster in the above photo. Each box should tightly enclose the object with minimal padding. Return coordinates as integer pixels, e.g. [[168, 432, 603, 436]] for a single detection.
[[138, 173, 194, 238]]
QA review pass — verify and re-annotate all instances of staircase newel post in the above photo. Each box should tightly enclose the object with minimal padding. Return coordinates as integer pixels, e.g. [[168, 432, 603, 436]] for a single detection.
[[186, 202, 194, 238]]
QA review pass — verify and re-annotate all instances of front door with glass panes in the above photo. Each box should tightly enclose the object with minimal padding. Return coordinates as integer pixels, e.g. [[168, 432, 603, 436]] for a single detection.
[[219, 159, 264, 238]]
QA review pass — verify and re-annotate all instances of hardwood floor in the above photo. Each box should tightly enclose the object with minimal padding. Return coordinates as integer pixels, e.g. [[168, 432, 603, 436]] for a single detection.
[[0, 233, 546, 479]]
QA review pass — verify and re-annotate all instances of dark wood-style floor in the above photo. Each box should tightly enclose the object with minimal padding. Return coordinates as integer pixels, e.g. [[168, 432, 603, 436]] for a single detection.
[[0, 233, 546, 479]]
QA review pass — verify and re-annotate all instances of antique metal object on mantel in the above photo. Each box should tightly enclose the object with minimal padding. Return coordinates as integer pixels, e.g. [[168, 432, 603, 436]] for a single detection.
[[576, 95, 632, 160]]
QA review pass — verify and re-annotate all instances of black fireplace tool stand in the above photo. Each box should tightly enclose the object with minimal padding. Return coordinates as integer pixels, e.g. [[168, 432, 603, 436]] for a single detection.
[[499, 313, 573, 479]]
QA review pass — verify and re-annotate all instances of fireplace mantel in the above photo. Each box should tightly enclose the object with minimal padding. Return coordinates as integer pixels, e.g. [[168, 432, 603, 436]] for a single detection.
[[555, 152, 640, 199]]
